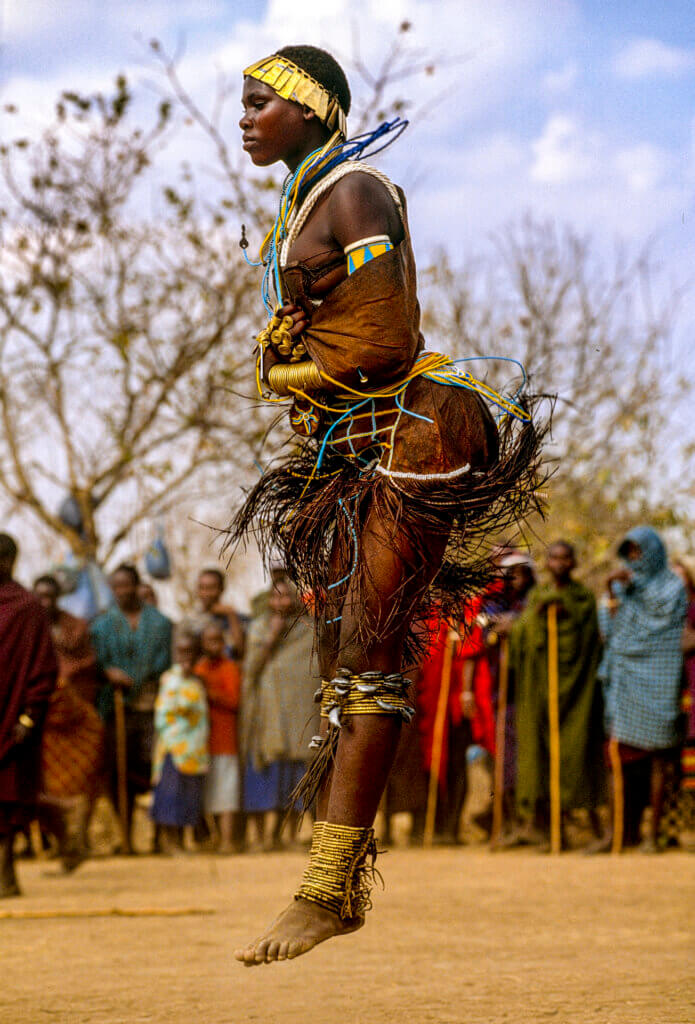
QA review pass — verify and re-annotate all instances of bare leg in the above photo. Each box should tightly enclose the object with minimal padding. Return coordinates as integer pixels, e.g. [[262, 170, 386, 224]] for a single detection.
[[235, 503, 448, 965], [160, 825, 184, 856], [642, 755, 667, 852], [217, 812, 235, 854], [0, 831, 20, 897]]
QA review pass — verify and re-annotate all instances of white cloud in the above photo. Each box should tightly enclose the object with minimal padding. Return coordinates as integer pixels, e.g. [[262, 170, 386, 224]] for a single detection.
[[542, 61, 578, 94], [614, 143, 667, 194], [614, 37, 695, 79], [530, 114, 597, 184]]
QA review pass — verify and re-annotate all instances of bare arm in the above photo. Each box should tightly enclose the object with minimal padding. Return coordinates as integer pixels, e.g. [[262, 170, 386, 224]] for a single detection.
[[327, 172, 404, 252]]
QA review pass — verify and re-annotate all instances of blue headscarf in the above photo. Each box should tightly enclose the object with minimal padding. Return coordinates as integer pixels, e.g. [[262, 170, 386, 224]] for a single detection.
[[600, 525, 686, 748], [617, 525, 683, 623]]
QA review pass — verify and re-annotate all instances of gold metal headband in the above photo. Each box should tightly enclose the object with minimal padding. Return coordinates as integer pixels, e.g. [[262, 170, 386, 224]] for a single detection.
[[244, 54, 347, 138]]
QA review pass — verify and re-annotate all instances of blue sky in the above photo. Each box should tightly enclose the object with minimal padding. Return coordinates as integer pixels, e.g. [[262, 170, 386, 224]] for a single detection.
[[1, 0, 693, 258]]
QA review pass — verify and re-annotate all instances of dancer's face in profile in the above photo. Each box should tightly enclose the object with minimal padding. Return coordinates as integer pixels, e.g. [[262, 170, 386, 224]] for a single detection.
[[240, 79, 310, 167]]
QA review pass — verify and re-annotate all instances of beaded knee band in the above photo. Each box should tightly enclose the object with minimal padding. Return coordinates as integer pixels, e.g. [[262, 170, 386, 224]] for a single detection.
[[295, 821, 378, 919], [315, 668, 415, 732]]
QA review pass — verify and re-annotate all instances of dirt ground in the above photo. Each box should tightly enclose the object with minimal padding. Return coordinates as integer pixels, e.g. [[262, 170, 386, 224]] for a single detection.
[[2, 837, 693, 1024]]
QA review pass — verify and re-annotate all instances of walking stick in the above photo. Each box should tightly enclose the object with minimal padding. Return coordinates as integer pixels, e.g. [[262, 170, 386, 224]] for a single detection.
[[490, 634, 509, 848], [608, 737, 624, 854], [424, 626, 456, 847], [547, 602, 562, 855], [113, 687, 131, 854]]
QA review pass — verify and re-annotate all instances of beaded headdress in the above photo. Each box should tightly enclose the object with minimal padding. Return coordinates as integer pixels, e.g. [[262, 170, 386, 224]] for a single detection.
[[243, 54, 347, 138]]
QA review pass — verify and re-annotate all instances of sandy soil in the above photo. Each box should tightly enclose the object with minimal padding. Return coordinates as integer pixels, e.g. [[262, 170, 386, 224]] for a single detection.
[[1, 843, 693, 1024]]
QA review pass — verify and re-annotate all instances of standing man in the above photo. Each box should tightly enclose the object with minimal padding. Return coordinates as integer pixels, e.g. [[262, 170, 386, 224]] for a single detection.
[[91, 564, 172, 850], [597, 527, 686, 852], [0, 535, 57, 896], [510, 541, 604, 848]]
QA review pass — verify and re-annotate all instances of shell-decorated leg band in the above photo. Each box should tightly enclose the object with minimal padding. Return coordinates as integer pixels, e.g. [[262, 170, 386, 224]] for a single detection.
[[291, 669, 415, 811], [295, 821, 379, 919]]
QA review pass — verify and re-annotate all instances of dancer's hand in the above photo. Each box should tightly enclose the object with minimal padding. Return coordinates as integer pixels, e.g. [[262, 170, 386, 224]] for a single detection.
[[275, 302, 310, 339]]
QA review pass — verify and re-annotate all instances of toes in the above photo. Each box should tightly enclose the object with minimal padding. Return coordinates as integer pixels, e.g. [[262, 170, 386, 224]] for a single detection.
[[265, 940, 281, 962], [277, 941, 290, 961], [254, 940, 270, 964], [234, 944, 263, 966]]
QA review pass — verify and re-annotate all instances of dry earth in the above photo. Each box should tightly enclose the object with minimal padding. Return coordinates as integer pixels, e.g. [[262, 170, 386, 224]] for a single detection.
[[1, 843, 693, 1024]]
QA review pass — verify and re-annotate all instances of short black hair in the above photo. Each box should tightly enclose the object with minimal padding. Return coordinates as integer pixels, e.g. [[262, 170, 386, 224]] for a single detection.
[[549, 540, 575, 558], [175, 627, 202, 655], [0, 533, 18, 564], [112, 562, 140, 586], [276, 45, 351, 116], [199, 567, 224, 588], [34, 574, 60, 594]]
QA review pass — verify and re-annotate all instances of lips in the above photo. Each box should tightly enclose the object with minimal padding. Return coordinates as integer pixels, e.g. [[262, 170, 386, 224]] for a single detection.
[[242, 136, 258, 149]]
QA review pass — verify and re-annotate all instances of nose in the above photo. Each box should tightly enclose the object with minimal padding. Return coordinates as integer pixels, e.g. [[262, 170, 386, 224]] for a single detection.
[[239, 108, 252, 131]]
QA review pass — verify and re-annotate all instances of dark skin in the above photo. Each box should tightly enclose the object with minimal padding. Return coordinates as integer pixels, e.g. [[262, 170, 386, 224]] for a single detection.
[[235, 76, 491, 965], [546, 543, 575, 588], [197, 572, 245, 659], [240, 78, 404, 371]]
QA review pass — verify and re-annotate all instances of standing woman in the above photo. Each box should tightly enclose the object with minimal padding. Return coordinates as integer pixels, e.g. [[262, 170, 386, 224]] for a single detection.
[[231, 46, 544, 963]]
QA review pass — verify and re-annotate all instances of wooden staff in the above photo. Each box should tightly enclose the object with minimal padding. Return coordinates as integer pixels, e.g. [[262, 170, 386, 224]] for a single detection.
[[113, 687, 131, 855], [490, 634, 509, 848], [608, 737, 624, 854], [547, 602, 562, 855], [29, 820, 46, 861], [424, 626, 456, 847]]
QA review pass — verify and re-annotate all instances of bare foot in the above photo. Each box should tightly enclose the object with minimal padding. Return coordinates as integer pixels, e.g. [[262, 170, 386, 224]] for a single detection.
[[234, 898, 363, 966]]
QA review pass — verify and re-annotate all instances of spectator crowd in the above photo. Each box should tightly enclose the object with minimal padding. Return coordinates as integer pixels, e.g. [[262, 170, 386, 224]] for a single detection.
[[1, 525, 694, 898]]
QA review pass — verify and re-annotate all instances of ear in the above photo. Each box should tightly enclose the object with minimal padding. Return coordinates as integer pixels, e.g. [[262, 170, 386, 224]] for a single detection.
[[302, 105, 317, 122]]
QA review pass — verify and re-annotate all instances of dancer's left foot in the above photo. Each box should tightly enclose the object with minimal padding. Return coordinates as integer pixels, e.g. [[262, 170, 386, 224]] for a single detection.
[[234, 898, 363, 966]]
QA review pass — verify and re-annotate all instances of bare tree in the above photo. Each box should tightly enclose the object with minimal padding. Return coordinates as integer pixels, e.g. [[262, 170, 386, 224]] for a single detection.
[[422, 215, 689, 579], [0, 77, 268, 562]]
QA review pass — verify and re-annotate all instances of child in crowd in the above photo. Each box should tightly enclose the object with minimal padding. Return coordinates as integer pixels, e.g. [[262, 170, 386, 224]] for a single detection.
[[151, 631, 209, 854], [195, 623, 242, 853]]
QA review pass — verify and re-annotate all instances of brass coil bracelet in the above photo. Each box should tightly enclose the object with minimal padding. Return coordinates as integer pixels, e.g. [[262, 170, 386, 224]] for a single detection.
[[267, 360, 323, 396]]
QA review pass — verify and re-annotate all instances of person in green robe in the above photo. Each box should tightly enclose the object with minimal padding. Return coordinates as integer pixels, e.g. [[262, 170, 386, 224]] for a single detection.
[[509, 541, 605, 847]]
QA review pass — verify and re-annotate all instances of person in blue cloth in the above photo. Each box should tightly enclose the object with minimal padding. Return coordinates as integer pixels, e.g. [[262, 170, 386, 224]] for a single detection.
[[596, 526, 686, 852]]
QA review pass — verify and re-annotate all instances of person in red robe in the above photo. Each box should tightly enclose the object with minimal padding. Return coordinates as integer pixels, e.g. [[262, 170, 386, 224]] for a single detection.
[[34, 575, 104, 871], [0, 534, 58, 897], [417, 554, 535, 842]]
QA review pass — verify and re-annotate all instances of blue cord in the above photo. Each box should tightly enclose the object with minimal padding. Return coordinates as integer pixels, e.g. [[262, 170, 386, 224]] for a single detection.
[[395, 391, 434, 424], [328, 497, 359, 591]]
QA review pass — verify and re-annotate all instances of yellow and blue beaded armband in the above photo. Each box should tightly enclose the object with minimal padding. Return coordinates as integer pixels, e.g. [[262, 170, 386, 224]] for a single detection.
[[344, 234, 394, 276]]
